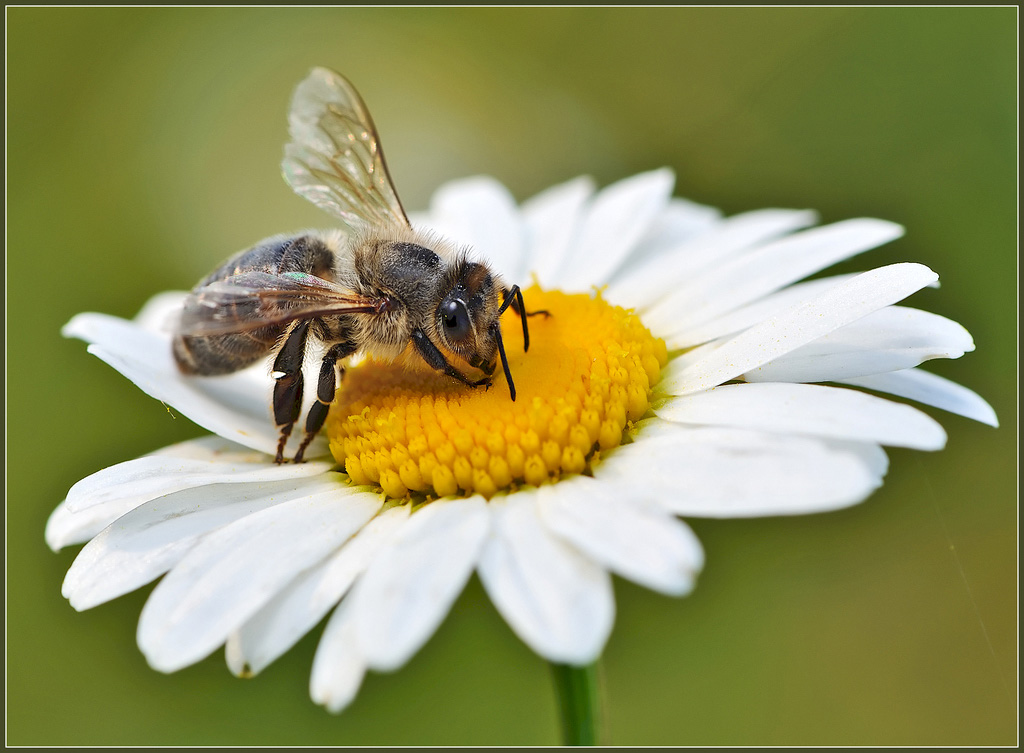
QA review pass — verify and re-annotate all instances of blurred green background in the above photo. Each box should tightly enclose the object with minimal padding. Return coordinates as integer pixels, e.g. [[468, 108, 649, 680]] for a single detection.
[[7, 7, 1016, 746]]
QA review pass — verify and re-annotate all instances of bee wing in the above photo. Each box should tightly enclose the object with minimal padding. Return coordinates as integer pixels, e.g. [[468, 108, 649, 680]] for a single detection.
[[282, 67, 410, 232], [178, 270, 388, 336]]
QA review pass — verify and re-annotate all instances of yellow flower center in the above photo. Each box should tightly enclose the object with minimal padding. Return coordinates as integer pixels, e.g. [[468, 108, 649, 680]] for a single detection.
[[326, 286, 667, 499]]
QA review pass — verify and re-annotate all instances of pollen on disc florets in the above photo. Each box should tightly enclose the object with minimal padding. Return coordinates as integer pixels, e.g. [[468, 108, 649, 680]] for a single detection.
[[325, 286, 668, 500]]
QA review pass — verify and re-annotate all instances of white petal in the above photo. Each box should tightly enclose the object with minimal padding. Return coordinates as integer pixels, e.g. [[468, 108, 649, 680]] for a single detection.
[[744, 306, 975, 383], [63, 476, 336, 611], [839, 368, 999, 427], [665, 273, 858, 349], [46, 497, 142, 551], [552, 168, 675, 291], [537, 476, 704, 596], [227, 504, 410, 676], [594, 425, 886, 517], [521, 176, 596, 285], [137, 482, 382, 672], [63, 312, 328, 459], [64, 435, 332, 514], [655, 340, 722, 393], [352, 496, 489, 672], [309, 596, 366, 714], [828, 439, 890, 480], [51, 436, 302, 551], [134, 290, 190, 333], [429, 176, 525, 283], [478, 493, 614, 665], [607, 208, 819, 311], [627, 197, 724, 266], [661, 263, 939, 396], [656, 383, 946, 450], [643, 218, 904, 334]]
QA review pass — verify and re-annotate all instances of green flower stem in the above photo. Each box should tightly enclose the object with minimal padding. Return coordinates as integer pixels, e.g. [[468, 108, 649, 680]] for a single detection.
[[550, 661, 603, 745]]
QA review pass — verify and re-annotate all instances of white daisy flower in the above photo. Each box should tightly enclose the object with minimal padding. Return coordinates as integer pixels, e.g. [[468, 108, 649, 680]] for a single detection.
[[48, 167, 997, 719]]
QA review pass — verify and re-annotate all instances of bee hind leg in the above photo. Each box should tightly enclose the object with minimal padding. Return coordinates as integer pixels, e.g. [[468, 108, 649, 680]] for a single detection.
[[294, 340, 358, 464], [272, 321, 311, 464]]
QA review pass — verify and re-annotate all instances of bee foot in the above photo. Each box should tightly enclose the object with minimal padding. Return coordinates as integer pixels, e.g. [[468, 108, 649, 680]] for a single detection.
[[293, 435, 316, 464], [275, 426, 294, 464]]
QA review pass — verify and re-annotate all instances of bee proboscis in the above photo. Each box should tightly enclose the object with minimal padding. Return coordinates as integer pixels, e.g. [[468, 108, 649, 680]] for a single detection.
[[172, 67, 540, 463]]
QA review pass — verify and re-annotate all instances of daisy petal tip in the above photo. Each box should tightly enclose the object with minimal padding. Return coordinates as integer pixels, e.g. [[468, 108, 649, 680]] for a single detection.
[[610, 166, 676, 206], [983, 408, 999, 429], [140, 622, 222, 674], [925, 425, 948, 452], [843, 370, 998, 428], [140, 645, 185, 675], [799, 208, 820, 225], [566, 174, 598, 198], [663, 537, 706, 597], [62, 592, 88, 613], [895, 261, 938, 285], [639, 165, 676, 189], [653, 564, 702, 598], [353, 497, 489, 672], [852, 216, 905, 243], [224, 634, 252, 678], [311, 680, 360, 715], [63, 576, 110, 613], [310, 599, 369, 713], [663, 573, 700, 599], [44, 505, 71, 552], [60, 315, 86, 340], [546, 637, 610, 667], [901, 405, 948, 452], [882, 218, 906, 239], [61, 312, 110, 343]]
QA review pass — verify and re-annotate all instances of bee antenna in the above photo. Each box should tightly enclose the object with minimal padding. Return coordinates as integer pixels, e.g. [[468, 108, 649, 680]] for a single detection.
[[492, 322, 516, 401]]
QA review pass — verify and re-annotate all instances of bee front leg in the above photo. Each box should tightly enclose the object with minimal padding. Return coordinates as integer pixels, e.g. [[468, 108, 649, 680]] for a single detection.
[[294, 340, 358, 464], [272, 321, 310, 464], [411, 329, 491, 390], [500, 285, 550, 353]]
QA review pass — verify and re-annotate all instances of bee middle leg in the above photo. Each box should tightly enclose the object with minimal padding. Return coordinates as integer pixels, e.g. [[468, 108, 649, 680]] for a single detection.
[[272, 320, 311, 464], [293, 340, 358, 464]]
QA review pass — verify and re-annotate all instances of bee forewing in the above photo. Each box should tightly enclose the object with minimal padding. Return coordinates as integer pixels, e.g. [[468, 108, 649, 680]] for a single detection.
[[177, 270, 388, 336], [283, 67, 410, 232]]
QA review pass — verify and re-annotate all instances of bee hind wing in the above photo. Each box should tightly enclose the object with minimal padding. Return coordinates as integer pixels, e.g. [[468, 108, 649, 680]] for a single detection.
[[282, 67, 410, 231]]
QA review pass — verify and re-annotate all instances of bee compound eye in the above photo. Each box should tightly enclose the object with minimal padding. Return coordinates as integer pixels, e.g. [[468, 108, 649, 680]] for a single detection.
[[441, 299, 472, 342]]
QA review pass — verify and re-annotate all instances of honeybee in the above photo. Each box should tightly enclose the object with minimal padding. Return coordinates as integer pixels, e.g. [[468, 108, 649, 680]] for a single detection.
[[172, 68, 540, 463]]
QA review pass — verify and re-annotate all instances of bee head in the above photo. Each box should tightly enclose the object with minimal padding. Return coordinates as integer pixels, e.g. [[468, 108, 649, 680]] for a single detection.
[[436, 260, 503, 375]]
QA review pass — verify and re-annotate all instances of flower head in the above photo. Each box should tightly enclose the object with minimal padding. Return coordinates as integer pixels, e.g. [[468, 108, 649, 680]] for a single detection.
[[49, 169, 996, 713]]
